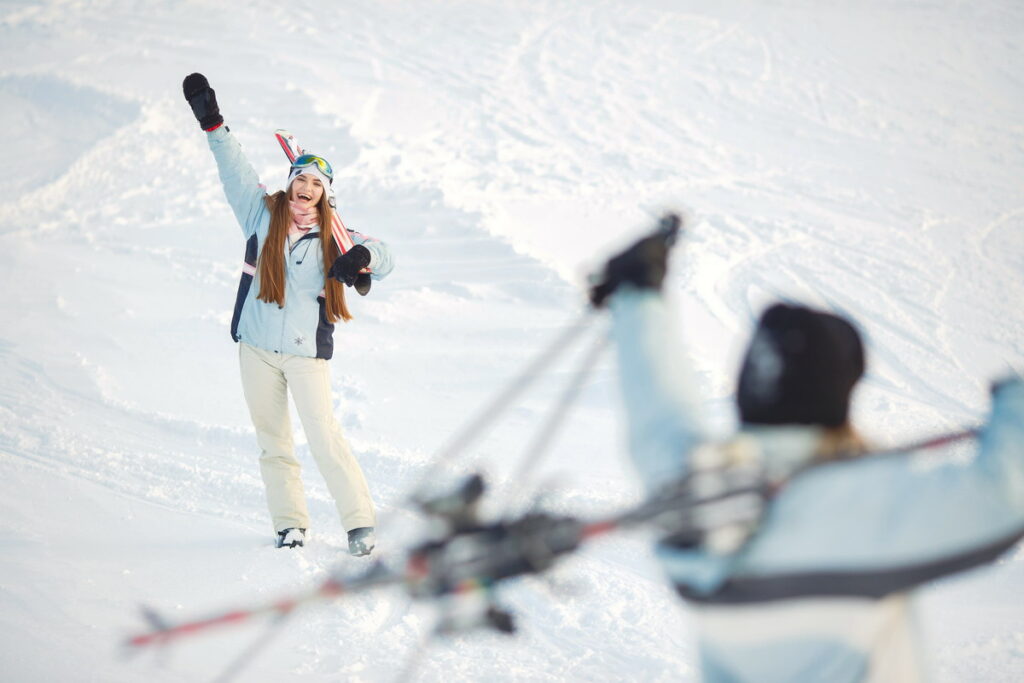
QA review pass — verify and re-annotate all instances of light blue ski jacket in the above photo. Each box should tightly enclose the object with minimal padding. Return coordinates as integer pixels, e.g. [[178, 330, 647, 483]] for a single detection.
[[206, 126, 394, 359], [609, 288, 1024, 682]]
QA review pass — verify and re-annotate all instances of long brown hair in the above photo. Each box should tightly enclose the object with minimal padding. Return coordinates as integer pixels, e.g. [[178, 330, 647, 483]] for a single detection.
[[814, 422, 868, 462], [258, 190, 352, 323]]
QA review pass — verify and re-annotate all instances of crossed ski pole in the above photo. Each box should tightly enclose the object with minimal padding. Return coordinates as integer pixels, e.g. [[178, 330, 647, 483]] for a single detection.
[[127, 562, 399, 648]]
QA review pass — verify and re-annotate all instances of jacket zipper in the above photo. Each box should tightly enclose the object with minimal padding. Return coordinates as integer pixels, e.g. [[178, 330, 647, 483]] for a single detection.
[[279, 232, 320, 352]]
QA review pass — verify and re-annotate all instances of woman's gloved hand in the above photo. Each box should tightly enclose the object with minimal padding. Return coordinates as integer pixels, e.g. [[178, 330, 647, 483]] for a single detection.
[[353, 272, 372, 297], [329, 245, 372, 287], [589, 213, 681, 307], [182, 73, 224, 131]]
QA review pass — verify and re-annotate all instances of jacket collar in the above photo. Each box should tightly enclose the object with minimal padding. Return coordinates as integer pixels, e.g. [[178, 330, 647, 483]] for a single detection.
[[739, 425, 824, 480]]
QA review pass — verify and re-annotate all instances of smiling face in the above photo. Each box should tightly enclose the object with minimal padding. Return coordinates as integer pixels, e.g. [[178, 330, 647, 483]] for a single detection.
[[289, 172, 325, 208]]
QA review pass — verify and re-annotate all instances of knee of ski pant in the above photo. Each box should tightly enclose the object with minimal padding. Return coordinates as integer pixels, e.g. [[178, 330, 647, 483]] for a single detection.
[[257, 446, 301, 465]]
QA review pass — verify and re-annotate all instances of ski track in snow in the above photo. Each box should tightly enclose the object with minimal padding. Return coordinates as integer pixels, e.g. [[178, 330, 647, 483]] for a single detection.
[[1, 1, 1023, 681]]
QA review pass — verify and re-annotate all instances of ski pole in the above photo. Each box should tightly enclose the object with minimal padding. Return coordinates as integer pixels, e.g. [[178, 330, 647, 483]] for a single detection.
[[867, 427, 980, 458], [501, 328, 611, 508], [126, 563, 400, 648], [127, 580, 343, 648], [407, 309, 599, 503]]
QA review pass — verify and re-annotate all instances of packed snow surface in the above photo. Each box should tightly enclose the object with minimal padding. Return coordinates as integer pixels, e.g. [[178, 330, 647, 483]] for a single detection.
[[1, 0, 1022, 681]]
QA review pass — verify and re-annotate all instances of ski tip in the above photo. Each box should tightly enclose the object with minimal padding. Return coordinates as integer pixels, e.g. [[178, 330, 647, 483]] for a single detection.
[[140, 604, 170, 630], [274, 129, 303, 162], [120, 605, 170, 651]]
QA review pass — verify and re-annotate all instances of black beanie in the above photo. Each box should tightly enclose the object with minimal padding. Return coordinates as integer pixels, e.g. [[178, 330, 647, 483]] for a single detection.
[[737, 303, 865, 427]]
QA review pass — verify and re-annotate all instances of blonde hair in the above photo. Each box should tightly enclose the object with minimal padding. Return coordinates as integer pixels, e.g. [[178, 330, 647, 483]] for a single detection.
[[257, 190, 351, 323], [814, 423, 868, 462]]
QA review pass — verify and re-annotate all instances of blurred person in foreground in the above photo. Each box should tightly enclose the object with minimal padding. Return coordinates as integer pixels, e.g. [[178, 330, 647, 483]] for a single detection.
[[590, 217, 1024, 682]]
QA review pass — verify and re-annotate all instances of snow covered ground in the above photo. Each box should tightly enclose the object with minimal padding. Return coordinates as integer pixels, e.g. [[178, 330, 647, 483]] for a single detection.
[[1, 0, 1022, 680]]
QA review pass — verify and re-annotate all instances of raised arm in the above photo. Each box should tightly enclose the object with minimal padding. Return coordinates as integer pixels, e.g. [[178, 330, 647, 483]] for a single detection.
[[608, 289, 708, 491], [182, 73, 267, 238], [591, 215, 707, 491]]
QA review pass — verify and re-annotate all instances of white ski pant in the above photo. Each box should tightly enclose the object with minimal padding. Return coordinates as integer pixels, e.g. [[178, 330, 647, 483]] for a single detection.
[[238, 342, 375, 533]]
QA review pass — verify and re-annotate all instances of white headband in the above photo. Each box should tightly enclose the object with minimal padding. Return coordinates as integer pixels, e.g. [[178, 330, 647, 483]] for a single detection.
[[287, 164, 332, 189]]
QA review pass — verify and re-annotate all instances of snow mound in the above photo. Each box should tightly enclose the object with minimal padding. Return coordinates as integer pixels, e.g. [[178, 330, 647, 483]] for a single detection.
[[0, 75, 138, 198]]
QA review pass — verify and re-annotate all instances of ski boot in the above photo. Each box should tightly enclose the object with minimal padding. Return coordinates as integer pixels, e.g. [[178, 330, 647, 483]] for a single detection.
[[276, 528, 307, 548], [347, 527, 375, 557]]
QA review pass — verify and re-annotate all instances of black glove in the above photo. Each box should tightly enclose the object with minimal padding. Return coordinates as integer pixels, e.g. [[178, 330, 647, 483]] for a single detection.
[[354, 272, 372, 296], [991, 374, 1022, 396], [329, 245, 372, 287], [589, 213, 682, 307], [182, 73, 224, 131]]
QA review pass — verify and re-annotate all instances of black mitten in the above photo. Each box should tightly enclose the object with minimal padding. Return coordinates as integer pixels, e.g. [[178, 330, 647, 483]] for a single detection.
[[354, 272, 372, 296], [182, 73, 224, 131], [589, 213, 681, 307], [328, 245, 372, 286]]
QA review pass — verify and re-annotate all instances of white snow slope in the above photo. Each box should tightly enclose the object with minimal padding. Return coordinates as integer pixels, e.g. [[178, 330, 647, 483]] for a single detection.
[[1, 0, 1022, 681]]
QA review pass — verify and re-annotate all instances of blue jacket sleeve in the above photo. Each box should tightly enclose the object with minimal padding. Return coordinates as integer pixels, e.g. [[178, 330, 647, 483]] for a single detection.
[[206, 127, 268, 238], [744, 379, 1024, 573], [745, 376, 1024, 573], [608, 288, 708, 492], [348, 229, 395, 280]]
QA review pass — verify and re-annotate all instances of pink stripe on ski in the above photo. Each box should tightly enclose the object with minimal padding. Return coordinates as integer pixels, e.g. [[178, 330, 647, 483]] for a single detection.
[[274, 129, 369, 273]]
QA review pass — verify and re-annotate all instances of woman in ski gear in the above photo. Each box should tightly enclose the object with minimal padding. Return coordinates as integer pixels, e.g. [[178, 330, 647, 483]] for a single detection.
[[183, 73, 393, 557], [592, 223, 1024, 682]]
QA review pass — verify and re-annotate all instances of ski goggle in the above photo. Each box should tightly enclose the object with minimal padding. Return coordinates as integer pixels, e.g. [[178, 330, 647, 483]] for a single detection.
[[290, 154, 334, 181]]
